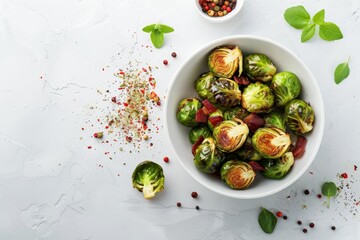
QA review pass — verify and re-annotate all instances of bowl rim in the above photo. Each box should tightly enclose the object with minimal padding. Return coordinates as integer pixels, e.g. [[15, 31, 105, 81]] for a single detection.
[[164, 35, 325, 199], [193, 0, 244, 23]]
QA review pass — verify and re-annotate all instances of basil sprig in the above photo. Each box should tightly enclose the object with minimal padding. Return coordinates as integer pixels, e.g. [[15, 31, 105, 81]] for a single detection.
[[284, 6, 343, 42], [334, 58, 350, 84], [258, 208, 277, 234], [142, 23, 174, 48], [322, 182, 337, 208]]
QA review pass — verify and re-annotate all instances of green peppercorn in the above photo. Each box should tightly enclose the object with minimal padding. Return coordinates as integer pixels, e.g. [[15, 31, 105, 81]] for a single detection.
[[214, 6, 220, 11], [213, 0, 219, 4]]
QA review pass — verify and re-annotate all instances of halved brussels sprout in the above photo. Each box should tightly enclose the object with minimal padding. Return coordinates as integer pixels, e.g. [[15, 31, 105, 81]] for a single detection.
[[176, 98, 202, 127], [220, 160, 256, 190], [208, 46, 243, 78], [189, 125, 212, 144], [252, 127, 291, 159], [244, 53, 276, 82], [270, 71, 302, 107], [285, 99, 315, 135], [195, 72, 217, 99], [193, 137, 225, 173], [261, 152, 295, 179], [241, 82, 274, 113], [213, 118, 249, 153], [132, 161, 165, 199], [207, 78, 242, 108], [264, 112, 286, 131], [207, 109, 224, 131], [223, 106, 249, 121]]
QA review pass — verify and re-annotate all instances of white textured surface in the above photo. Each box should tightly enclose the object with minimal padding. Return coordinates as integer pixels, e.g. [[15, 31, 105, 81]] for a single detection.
[[1, 0, 360, 239]]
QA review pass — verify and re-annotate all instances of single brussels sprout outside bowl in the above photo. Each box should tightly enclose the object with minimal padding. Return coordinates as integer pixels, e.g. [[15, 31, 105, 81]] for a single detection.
[[165, 35, 324, 199]]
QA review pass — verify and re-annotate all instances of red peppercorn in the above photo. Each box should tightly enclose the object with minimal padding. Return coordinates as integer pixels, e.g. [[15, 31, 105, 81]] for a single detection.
[[111, 96, 116, 103], [171, 52, 177, 58], [276, 211, 283, 217], [331, 226, 336, 230], [303, 228, 307, 233], [195, 206, 200, 210], [204, 5, 209, 11], [222, 5, 227, 10], [163, 157, 169, 163], [309, 223, 315, 228], [177, 202, 181, 207], [304, 189, 310, 195], [211, 2, 216, 7], [191, 192, 198, 198], [226, 7, 232, 12], [163, 60, 168, 65], [341, 173, 348, 179], [317, 194, 322, 199]]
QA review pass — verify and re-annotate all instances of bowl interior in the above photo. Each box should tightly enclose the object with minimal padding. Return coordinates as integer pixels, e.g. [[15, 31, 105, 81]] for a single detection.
[[194, 0, 244, 23], [165, 35, 324, 199]]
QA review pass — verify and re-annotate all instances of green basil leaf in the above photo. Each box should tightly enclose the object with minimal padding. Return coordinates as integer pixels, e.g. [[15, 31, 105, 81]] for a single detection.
[[301, 23, 316, 42], [159, 24, 174, 33], [313, 9, 325, 25], [322, 182, 337, 197], [142, 24, 156, 33], [284, 5, 311, 29], [334, 60, 350, 84], [150, 29, 164, 48], [258, 208, 277, 234], [319, 22, 343, 41]]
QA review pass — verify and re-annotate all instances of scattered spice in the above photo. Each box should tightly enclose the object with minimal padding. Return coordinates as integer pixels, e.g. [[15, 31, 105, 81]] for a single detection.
[[195, 205, 200, 210], [163, 60, 168, 65], [297, 220, 302, 225], [87, 146, 92, 149], [163, 156, 169, 163], [171, 52, 177, 58], [111, 96, 117, 103], [93, 132, 103, 139], [309, 223, 315, 228], [331, 226, 336, 230], [317, 194, 322, 199], [283, 215, 288, 220], [199, 0, 237, 17], [276, 211, 283, 217], [304, 189, 310, 195], [303, 228, 308, 233], [354, 165, 358, 171], [177, 202, 182, 207], [341, 173, 348, 179], [191, 192, 198, 198]]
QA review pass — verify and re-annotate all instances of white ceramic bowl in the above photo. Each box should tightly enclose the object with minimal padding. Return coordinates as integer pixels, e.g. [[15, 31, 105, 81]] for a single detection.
[[194, 0, 244, 23], [164, 35, 324, 199]]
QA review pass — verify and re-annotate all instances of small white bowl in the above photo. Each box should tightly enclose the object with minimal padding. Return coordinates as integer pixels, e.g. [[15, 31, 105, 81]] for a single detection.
[[164, 35, 325, 199], [194, 0, 244, 23]]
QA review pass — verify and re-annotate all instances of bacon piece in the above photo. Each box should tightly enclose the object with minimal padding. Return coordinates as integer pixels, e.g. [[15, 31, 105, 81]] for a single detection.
[[195, 108, 208, 123], [292, 136, 307, 159], [192, 136, 205, 156], [202, 99, 217, 114], [208, 115, 224, 129], [243, 113, 265, 132], [233, 75, 250, 86], [248, 161, 265, 171]]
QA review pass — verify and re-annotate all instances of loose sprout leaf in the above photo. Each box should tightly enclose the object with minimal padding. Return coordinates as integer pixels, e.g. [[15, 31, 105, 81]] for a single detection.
[[284, 5, 311, 29], [258, 208, 277, 234], [159, 24, 174, 33], [313, 9, 325, 25], [319, 22, 343, 41], [150, 29, 164, 48], [142, 24, 156, 33], [301, 23, 316, 42], [321, 182, 337, 208], [334, 60, 350, 84]]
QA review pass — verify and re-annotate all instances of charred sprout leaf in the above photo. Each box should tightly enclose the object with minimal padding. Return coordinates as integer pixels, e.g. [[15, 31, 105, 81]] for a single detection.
[[207, 78, 242, 108], [285, 99, 315, 135], [189, 125, 212, 144], [252, 127, 291, 159], [270, 71, 302, 107], [195, 72, 217, 99], [301, 23, 316, 42], [322, 182, 337, 208], [213, 118, 249, 153], [223, 106, 249, 121], [284, 5, 310, 30], [313, 9, 325, 25], [258, 208, 277, 234], [234, 137, 262, 161], [176, 98, 202, 127], [319, 22, 343, 41], [220, 160, 256, 189], [261, 152, 295, 179], [334, 58, 350, 84], [193, 137, 225, 173], [264, 112, 286, 131], [244, 54, 276, 82], [241, 82, 274, 113], [132, 161, 165, 199], [208, 46, 243, 78]]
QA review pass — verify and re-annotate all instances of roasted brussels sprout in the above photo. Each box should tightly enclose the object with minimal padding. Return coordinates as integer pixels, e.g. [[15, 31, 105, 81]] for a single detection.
[[241, 82, 274, 113], [207, 78, 242, 108], [176, 98, 202, 127], [285, 99, 315, 135], [223, 106, 249, 121], [252, 127, 291, 159], [244, 53, 276, 82], [261, 152, 295, 179], [132, 161, 165, 199], [213, 118, 249, 153], [264, 112, 286, 131], [208, 46, 243, 78], [271, 71, 302, 107], [195, 72, 217, 99], [193, 137, 225, 173], [207, 109, 224, 131], [189, 125, 212, 144], [220, 160, 256, 190]]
